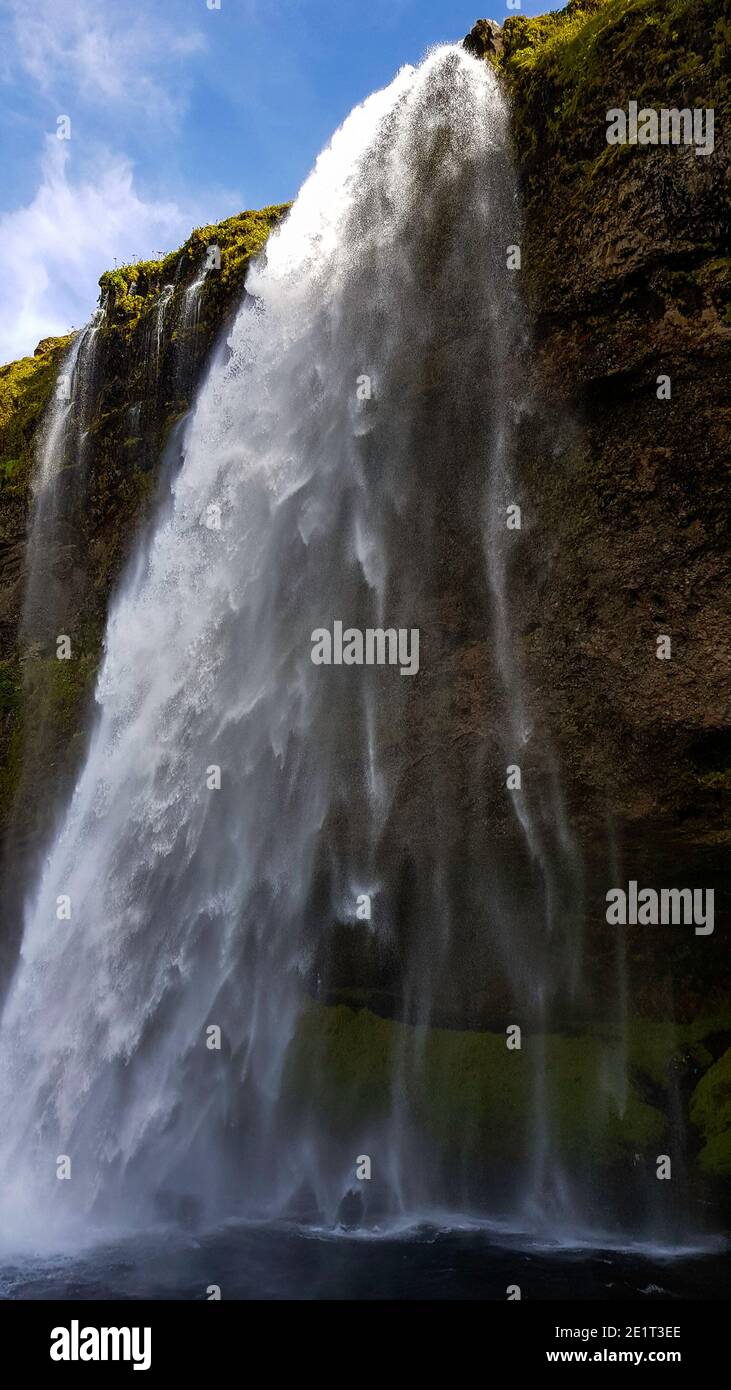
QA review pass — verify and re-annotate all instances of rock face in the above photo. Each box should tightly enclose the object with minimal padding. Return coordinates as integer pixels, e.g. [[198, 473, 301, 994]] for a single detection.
[[0, 0, 728, 1196], [463, 17, 504, 61], [488, 0, 729, 860], [462, 0, 729, 1009]]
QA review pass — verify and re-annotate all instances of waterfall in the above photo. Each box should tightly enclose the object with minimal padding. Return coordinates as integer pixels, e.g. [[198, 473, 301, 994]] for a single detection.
[[0, 45, 589, 1248], [146, 283, 175, 403], [175, 267, 210, 397], [0, 308, 104, 988], [153, 285, 174, 363], [22, 311, 103, 646]]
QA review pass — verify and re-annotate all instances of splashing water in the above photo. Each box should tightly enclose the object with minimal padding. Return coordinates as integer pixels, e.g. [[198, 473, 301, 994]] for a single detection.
[[0, 47, 590, 1249]]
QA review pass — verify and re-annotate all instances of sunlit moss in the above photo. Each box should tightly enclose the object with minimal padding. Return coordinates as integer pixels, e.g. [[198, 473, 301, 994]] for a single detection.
[[0, 335, 75, 495], [499, 0, 727, 181], [98, 204, 291, 339]]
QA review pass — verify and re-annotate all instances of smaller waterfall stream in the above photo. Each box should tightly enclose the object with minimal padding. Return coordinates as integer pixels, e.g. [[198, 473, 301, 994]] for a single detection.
[[153, 285, 174, 362], [481, 298, 586, 1231], [23, 311, 103, 646], [175, 267, 210, 396]]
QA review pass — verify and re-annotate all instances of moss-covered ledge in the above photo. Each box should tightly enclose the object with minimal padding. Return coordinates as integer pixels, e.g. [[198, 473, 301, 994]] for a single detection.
[[281, 1001, 729, 1173], [98, 204, 290, 343], [0, 334, 75, 494]]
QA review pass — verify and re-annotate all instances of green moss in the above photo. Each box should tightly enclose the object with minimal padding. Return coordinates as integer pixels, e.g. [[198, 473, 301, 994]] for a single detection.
[[698, 769, 731, 793], [499, 0, 728, 185], [624, 1014, 727, 1086], [99, 203, 291, 340], [283, 1003, 394, 1130], [282, 1002, 667, 1169], [0, 457, 20, 483], [690, 1048, 731, 1176], [0, 658, 24, 823], [24, 649, 98, 736], [0, 716, 24, 828], [694, 258, 731, 318], [0, 335, 74, 496], [284, 1002, 731, 1178], [503, 0, 715, 85], [420, 1025, 663, 1165]]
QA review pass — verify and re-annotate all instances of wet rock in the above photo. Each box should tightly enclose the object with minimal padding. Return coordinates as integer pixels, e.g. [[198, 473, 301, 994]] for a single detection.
[[463, 19, 503, 62]]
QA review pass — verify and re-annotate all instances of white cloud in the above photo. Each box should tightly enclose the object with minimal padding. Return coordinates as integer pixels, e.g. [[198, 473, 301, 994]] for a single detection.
[[8, 0, 206, 126], [0, 138, 232, 364]]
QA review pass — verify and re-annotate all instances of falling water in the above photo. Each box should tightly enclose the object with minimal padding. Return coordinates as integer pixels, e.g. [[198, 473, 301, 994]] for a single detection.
[[175, 267, 210, 397], [0, 309, 106, 1024], [0, 46, 592, 1248], [23, 311, 103, 645], [153, 284, 174, 363]]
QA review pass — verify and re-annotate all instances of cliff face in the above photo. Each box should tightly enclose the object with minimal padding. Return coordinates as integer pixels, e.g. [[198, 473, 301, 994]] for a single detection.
[[0, 1, 728, 1191], [470, 0, 729, 1190], [504, 0, 729, 1018], [482, 0, 730, 870]]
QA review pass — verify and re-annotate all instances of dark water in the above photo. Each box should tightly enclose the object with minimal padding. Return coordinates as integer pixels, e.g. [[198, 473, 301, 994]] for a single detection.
[[1, 1223, 727, 1300]]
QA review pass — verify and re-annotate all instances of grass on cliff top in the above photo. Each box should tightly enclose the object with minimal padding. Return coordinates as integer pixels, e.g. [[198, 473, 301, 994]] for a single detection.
[[98, 203, 291, 336], [0, 203, 292, 473], [504, 0, 721, 77], [501, 0, 727, 154]]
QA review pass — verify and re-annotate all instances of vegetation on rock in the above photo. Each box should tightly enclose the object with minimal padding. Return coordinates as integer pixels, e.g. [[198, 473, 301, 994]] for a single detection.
[[98, 205, 289, 341], [282, 1001, 731, 1176], [691, 1047, 731, 1176]]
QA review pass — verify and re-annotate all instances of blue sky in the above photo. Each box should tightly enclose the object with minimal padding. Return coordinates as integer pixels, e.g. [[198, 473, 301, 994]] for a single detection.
[[0, 0, 559, 361]]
